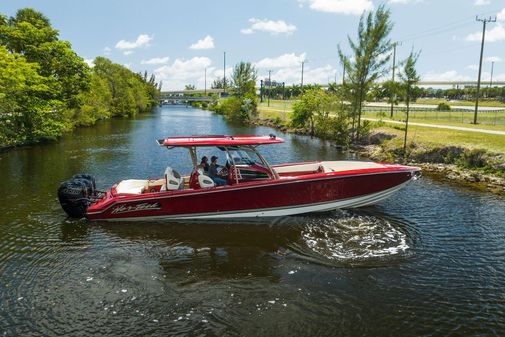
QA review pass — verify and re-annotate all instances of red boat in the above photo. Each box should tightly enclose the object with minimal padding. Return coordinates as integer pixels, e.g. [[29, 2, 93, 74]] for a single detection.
[[58, 135, 421, 221]]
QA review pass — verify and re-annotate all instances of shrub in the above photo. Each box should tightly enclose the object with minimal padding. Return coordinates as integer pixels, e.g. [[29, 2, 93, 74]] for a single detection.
[[436, 102, 451, 111], [458, 149, 487, 168]]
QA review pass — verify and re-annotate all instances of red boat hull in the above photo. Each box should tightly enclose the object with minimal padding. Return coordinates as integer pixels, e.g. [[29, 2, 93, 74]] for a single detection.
[[86, 165, 418, 221]]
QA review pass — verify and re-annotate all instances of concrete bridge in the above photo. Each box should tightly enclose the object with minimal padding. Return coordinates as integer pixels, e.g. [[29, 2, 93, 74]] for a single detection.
[[160, 96, 213, 103], [159, 91, 217, 105]]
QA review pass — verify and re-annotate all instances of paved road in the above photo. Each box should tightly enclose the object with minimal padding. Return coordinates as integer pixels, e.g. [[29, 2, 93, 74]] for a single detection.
[[362, 118, 505, 135]]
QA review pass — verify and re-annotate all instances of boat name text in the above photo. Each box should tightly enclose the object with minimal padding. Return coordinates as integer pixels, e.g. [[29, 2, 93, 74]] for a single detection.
[[111, 202, 162, 214]]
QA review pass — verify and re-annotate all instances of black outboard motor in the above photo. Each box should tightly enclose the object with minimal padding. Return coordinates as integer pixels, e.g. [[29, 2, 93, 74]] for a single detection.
[[58, 174, 97, 218]]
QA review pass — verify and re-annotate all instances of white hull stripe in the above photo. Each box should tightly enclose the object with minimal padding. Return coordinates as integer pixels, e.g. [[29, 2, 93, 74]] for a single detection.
[[91, 180, 410, 221]]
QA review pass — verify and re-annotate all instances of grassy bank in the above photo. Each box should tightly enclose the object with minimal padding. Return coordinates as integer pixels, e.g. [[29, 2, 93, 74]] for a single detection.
[[257, 101, 505, 194]]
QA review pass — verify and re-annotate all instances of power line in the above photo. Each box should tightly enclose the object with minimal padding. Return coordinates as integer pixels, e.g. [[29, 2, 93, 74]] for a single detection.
[[397, 8, 502, 42]]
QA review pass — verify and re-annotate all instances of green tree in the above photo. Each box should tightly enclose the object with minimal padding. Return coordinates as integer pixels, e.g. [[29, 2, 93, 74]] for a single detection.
[[0, 8, 90, 110], [231, 62, 257, 98], [218, 62, 258, 123], [211, 78, 226, 89], [185, 84, 196, 90], [0, 45, 58, 144], [338, 4, 393, 142], [399, 50, 420, 155], [291, 88, 329, 136], [0, 8, 160, 147]]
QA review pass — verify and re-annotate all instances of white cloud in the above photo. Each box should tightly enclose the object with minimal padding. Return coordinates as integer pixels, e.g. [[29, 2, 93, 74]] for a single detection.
[[123, 63, 132, 69], [115, 34, 153, 49], [84, 59, 94, 67], [154, 57, 212, 90], [241, 18, 297, 35], [141, 57, 170, 65], [474, 0, 490, 5], [299, 0, 373, 15], [189, 35, 215, 50], [485, 56, 503, 62], [123, 50, 133, 56], [104, 47, 111, 55], [255, 53, 307, 68], [423, 70, 472, 81], [465, 24, 505, 42], [466, 64, 479, 70], [388, 0, 410, 4], [498, 8, 505, 21]]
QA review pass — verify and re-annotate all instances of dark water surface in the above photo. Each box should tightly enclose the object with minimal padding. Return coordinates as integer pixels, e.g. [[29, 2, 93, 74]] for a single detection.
[[1, 106, 505, 336]]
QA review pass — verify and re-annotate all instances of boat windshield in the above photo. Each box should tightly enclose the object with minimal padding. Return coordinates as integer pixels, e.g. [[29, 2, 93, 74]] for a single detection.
[[225, 148, 265, 167]]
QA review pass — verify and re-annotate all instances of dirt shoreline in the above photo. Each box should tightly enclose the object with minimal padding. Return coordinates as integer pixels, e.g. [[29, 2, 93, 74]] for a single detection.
[[255, 117, 505, 197]]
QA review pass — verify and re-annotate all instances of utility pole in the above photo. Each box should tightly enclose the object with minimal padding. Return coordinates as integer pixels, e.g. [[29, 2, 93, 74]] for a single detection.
[[342, 63, 345, 86], [268, 70, 271, 107], [223, 51, 226, 95], [260, 80, 264, 102], [301, 61, 305, 91], [474, 16, 496, 124], [390, 41, 401, 118], [204, 67, 207, 95], [490, 61, 495, 87]]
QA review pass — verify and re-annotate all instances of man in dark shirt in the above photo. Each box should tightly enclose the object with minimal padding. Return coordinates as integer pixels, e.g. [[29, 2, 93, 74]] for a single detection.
[[208, 156, 228, 186]]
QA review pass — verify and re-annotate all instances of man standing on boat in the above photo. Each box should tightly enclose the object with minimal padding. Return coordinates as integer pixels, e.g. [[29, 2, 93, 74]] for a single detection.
[[208, 156, 228, 186]]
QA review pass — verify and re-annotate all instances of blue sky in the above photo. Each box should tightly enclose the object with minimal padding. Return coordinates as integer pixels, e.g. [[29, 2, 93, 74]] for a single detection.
[[1, 0, 505, 90]]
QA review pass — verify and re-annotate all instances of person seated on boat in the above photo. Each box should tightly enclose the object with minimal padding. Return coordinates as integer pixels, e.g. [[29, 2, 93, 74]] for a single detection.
[[198, 156, 209, 173], [208, 156, 228, 186]]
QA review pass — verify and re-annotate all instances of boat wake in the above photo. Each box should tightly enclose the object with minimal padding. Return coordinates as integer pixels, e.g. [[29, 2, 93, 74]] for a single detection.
[[298, 211, 411, 264]]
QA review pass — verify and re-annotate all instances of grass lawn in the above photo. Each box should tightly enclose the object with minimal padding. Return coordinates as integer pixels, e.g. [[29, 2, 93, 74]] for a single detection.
[[373, 124, 505, 153], [375, 125, 505, 153], [362, 111, 505, 131], [258, 103, 505, 154]]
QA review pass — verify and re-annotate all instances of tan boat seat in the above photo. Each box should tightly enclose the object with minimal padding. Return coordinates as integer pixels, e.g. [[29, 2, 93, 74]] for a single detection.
[[116, 179, 148, 194]]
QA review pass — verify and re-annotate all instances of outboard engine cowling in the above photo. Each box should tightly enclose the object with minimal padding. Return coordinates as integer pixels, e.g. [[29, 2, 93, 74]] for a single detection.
[[72, 174, 96, 194], [58, 174, 97, 218]]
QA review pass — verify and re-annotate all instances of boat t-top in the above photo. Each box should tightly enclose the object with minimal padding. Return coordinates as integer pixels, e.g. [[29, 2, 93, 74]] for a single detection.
[[58, 135, 420, 221]]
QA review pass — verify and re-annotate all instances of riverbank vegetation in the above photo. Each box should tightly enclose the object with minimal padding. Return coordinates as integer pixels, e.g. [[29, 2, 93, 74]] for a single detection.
[[208, 62, 258, 123], [0, 8, 160, 148]]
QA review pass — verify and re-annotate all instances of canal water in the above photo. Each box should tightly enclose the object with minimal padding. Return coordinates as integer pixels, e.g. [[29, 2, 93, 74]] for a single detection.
[[1, 106, 504, 336]]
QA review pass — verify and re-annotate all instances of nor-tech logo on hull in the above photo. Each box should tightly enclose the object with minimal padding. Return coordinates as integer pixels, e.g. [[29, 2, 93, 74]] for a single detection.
[[111, 202, 162, 214]]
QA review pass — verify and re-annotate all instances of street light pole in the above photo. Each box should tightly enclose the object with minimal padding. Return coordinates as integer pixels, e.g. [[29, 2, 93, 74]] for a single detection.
[[390, 42, 401, 118], [223, 51, 226, 95], [268, 70, 271, 107], [301, 61, 305, 91], [490, 61, 495, 88]]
